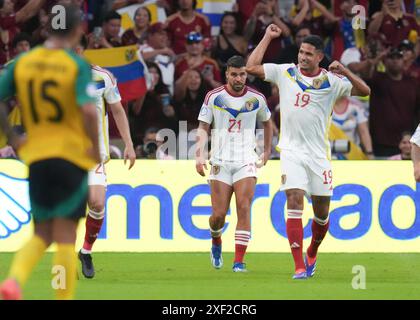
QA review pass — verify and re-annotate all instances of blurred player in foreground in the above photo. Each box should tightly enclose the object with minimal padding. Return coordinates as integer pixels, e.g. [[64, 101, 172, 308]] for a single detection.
[[0, 5, 100, 299], [74, 37, 136, 279], [195, 55, 273, 272], [246, 24, 370, 279]]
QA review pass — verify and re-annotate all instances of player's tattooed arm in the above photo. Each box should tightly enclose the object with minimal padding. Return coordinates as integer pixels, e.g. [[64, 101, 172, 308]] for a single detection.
[[195, 121, 210, 177], [246, 24, 282, 79], [329, 61, 371, 97]]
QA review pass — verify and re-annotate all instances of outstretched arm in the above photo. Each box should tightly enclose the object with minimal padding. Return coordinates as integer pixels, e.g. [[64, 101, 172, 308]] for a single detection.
[[329, 61, 371, 97], [246, 24, 282, 79]]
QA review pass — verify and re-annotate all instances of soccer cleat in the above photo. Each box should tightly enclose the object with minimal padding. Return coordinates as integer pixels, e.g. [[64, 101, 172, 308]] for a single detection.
[[304, 254, 317, 278], [0, 278, 22, 300], [232, 262, 247, 273], [210, 245, 223, 269], [292, 270, 307, 280], [78, 250, 95, 279]]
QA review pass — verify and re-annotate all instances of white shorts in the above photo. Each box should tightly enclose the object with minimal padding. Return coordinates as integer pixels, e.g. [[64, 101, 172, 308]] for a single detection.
[[208, 161, 258, 186], [88, 163, 107, 187], [280, 150, 333, 196]]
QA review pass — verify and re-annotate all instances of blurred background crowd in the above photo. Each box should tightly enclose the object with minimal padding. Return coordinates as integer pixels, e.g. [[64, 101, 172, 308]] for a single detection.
[[0, 0, 419, 160]]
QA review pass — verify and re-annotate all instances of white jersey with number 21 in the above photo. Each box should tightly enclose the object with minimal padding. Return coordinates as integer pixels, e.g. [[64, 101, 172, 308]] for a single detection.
[[198, 85, 271, 164]]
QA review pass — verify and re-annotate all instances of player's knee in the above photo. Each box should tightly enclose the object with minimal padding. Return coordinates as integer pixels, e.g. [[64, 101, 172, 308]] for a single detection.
[[286, 192, 304, 209], [236, 201, 251, 215], [88, 200, 105, 214], [211, 212, 226, 224]]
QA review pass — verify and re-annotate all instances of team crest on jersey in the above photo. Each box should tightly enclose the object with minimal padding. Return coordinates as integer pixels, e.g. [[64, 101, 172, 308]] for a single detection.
[[312, 78, 323, 89], [281, 174, 287, 185], [211, 165, 220, 175], [245, 101, 253, 111], [125, 48, 136, 62]]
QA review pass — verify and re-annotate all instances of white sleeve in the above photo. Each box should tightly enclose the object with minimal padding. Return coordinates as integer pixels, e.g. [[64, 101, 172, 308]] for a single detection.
[[257, 97, 271, 122], [334, 75, 353, 98], [197, 94, 213, 124], [411, 125, 420, 146], [263, 63, 281, 84], [340, 48, 361, 67], [104, 77, 122, 104]]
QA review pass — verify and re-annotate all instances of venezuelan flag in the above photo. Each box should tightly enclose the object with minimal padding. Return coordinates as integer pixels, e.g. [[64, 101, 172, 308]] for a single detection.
[[84, 45, 147, 103]]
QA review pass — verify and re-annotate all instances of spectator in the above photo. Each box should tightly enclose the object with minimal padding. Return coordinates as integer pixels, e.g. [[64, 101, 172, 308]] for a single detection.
[[164, 0, 211, 55], [332, 96, 374, 159], [128, 62, 177, 147], [135, 127, 175, 159], [368, 0, 419, 49], [11, 32, 32, 58], [139, 22, 176, 94], [87, 10, 122, 49], [121, 6, 151, 46], [329, 0, 366, 61], [290, 0, 337, 39], [340, 33, 389, 78], [212, 12, 248, 80], [244, 0, 291, 63], [236, 0, 259, 26], [388, 131, 413, 159], [277, 26, 331, 68], [366, 48, 420, 157], [174, 68, 209, 132], [277, 0, 295, 22], [399, 39, 420, 82], [175, 31, 222, 89], [32, 8, 49, 45], [0, 0, 46, 65]]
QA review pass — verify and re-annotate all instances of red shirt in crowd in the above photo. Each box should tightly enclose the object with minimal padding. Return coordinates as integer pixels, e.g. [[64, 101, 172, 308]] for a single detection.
[[174, 57, 222, 83], [236, 0, 259, 26], [378, 14, 419, 48], [367, 71, 420, 148], [165, 12, 211, 55]]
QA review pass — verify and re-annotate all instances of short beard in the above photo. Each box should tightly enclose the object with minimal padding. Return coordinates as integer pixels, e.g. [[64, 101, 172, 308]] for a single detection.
[[232, 84, 244, 92]]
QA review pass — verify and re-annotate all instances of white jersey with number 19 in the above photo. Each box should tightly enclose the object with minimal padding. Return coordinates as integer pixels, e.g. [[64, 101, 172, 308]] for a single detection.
[[263, 63, 353, 160], [198, 85, 271, 164]]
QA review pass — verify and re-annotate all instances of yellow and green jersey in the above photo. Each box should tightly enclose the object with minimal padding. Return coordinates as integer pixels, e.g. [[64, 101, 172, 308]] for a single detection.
[[0, 46, 97, 170]]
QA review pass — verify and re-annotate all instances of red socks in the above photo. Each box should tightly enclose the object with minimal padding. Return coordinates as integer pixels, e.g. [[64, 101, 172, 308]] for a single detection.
[[307, 216, 329, 260], [82, 210, 104, 253], [234, 230, 250, 263], [286, 210, 305, 272]]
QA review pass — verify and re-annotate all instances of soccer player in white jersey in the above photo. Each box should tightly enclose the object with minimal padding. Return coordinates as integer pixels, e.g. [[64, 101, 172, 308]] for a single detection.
[[195, 56, 273, 272], [410, 125, 420, 181], [75, 38, 136, 278], [246, 25, 370, 279]]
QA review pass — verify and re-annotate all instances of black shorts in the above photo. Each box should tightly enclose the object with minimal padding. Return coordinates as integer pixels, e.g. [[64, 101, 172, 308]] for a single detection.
[[29, 158, 88, 222]]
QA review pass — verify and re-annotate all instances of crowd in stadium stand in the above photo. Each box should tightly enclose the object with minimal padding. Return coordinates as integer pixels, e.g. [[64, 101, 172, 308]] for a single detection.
[[0, 0, 419, 160]]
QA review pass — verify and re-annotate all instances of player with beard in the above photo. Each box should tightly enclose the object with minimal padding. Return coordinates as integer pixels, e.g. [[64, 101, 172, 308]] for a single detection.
[[195, 55, 273, 272]]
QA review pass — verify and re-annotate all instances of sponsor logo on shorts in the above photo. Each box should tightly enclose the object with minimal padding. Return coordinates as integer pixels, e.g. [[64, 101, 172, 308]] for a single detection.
[[281, 174, 287, 185]]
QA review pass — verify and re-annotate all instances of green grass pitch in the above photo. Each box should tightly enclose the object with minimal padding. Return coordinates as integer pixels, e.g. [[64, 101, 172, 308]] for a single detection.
[[1, 253, 419, 300]]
